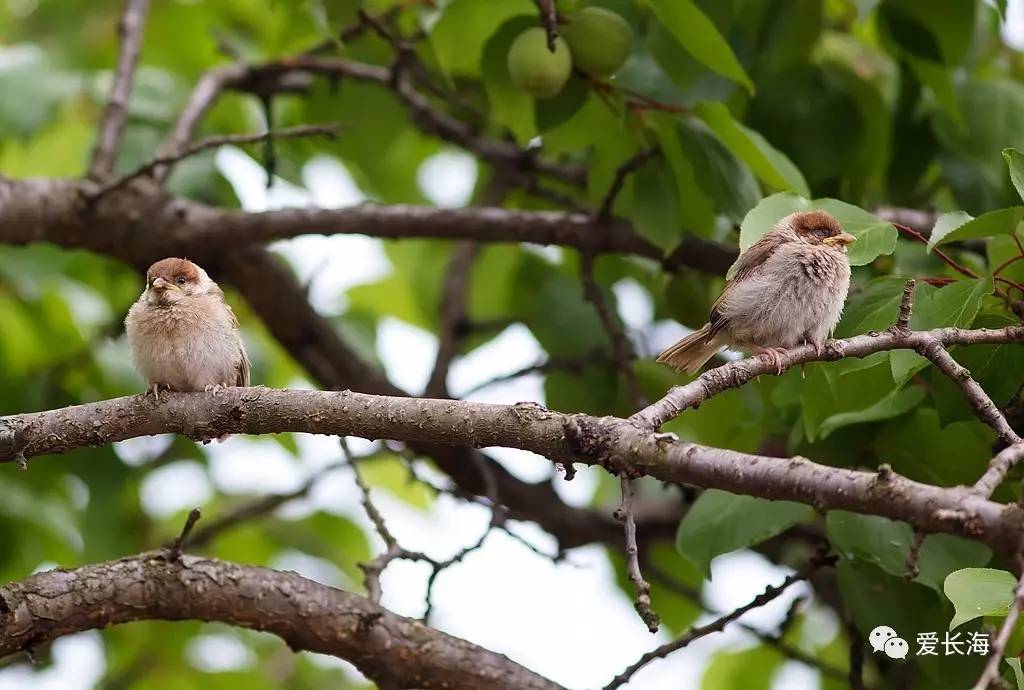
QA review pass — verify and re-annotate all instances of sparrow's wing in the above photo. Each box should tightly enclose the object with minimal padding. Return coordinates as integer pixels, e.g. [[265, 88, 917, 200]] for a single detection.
[[707, 230, 786, 336], [213, 284, 252, 387], [235, 344, 251, 387]]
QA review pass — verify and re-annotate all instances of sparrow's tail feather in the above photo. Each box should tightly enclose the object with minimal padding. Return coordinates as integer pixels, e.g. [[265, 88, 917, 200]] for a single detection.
[[656, 325, 722, 375]]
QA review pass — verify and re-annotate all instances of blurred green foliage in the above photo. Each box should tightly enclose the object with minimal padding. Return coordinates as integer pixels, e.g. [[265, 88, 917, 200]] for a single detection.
[[3, 0, 1024, 687]]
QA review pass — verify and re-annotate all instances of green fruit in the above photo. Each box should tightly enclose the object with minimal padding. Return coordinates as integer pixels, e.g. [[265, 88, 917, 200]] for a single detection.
[[563, 7, 633, 77], [507, 28, 572, 99]]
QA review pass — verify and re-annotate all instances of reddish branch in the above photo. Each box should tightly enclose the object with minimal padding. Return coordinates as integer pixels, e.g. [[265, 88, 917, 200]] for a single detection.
[[0, 552, 563, 690]]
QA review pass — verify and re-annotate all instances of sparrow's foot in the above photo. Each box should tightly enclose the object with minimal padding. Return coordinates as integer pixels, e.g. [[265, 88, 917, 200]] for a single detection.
[[204, 384, 225, 397], [752, 347, 786, 375], [146, 383, 166, 401], [811, 340, 824, 358]]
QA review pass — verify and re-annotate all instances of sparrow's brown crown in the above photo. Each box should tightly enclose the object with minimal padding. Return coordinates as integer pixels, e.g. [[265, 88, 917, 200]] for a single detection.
[[790, 211, 855, 247], [146, 258, 200, 287]]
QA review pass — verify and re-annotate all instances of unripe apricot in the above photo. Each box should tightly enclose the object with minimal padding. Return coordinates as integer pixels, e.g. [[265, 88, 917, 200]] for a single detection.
[[563, 7, 633, 77], [507, 27, 572, 99]]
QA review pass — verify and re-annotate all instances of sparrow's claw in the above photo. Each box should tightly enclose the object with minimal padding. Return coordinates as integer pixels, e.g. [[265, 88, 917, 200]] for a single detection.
[[812, 340, 824, 358], [146, 383, 165, 401], [756, 348, 786, 375], [205, 384, 225, 397]]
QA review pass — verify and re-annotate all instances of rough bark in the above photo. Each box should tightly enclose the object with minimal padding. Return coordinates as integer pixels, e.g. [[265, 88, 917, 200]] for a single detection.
[[0, 553, 564, 690], [4, 382, 1024, 553]]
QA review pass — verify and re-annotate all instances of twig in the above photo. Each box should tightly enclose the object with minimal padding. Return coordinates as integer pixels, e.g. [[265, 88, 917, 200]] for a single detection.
[[596, 147, 660, 220], [632, 322, 1024, 430], [905, 530, 926, 580], [848, 623, 865, 690], [970, 564, 1024, 690], [916, 337, 1021, 447], [165, 507, 201, 562], [92, 124, 340, 198], [604, 559, 832, 689], [181, 458, 358, 549], [89, 0, 150, 179], [993, 255, 1024, 277], [534, 0, 560, 51], [425, 242, 481, 397], [615, 476, 659, 632], [579, 252, 645, 409], [894, 222, 980, 279], [458, 349, 616, 397], [973, 442, 1024, 499], [895, 279, 916, 332], [642, 555, 846, 680], [347, 439, 431, 604], [154, 63, 249, 182]]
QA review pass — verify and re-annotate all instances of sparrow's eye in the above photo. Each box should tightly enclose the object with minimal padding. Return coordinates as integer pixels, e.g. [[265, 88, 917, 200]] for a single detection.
[[812, 227, 833, 239], [176, 276, 187, 285]]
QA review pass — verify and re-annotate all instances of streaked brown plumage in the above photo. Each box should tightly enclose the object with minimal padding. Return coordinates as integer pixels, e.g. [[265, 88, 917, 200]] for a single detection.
[[658, 210, 856, 375], [125, 258, 250, 399]]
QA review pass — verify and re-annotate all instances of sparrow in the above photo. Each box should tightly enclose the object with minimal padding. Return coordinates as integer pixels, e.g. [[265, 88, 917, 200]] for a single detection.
[[657, 210, 855, 375], [125, 258, 250, 399]]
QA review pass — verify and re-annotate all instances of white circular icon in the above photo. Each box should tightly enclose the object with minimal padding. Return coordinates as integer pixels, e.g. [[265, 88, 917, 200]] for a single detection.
[[884, 637, 909, 660], [869, 625, 898, 653]]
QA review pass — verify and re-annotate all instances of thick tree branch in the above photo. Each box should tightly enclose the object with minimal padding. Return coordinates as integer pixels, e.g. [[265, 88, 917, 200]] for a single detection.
[[218, 248, 634, 551], [0, 553, 563, 690], [5, 374, 1024, 552], [89, 0, 149, 179]]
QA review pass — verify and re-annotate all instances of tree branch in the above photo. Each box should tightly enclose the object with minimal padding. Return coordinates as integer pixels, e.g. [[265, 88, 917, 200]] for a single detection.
[[89, 0, 149, 179], [5, 371, 1024, 552], [970, 565, 1024, 690], [0, 552, 564, 690], [631, 326, 1024, 430], [93, 123, 340, 198], [604, 561, 826, 689]]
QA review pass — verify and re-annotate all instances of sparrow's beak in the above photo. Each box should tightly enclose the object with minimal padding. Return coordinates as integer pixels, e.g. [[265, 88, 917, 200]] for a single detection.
[[824, 232, 857, 247], [150, 277, 179, 292]]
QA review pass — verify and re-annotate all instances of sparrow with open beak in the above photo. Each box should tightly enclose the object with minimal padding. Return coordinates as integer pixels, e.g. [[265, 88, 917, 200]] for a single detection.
[[658, 210, 856, 375], [125, 258, 250, 399]]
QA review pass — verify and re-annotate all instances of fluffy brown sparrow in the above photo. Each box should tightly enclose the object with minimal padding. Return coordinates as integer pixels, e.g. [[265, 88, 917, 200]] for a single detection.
[[125, 258, 250, 399], [658, 210, 855, 375]]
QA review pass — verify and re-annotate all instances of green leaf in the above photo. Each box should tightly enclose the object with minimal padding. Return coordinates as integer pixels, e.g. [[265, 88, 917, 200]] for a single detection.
[[701, 645, 783, 690], [647, 0, 754, 94], [874, 408, 992, 487], [817, 385, 925, 438], [676, 489, 813, 577], [944, 568, 1016, 630], [429, 0, 536, 78], [695, 102, 809, 196], [827, 511, 913, 578], [836, 276, 907, 337], [738, 193, 897, 267], [630, 159, 682, 250], [649, 113, 716, 236], [1004, 148, 1024, 203], [928, 207, 1024, 252], [1008, 657, 1024, 690], [916, 534, 992, 595]]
